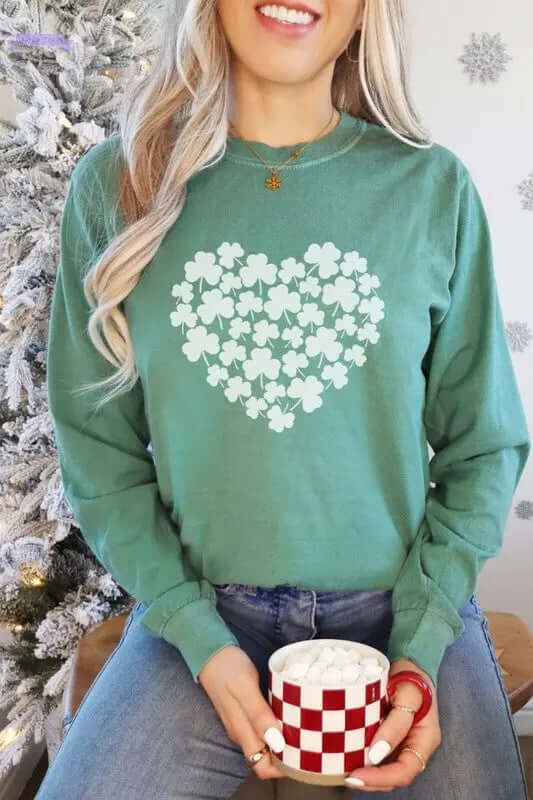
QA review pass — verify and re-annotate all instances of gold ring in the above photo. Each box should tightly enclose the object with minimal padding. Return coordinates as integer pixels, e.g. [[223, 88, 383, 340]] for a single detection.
[[401, 746, 426, 771], [245, 744, 269, 765], [391, 703, 416, 715]]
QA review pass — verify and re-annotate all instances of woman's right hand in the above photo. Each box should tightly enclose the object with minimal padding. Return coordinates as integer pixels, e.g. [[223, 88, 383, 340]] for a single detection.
[[198, 644, 287, 780]]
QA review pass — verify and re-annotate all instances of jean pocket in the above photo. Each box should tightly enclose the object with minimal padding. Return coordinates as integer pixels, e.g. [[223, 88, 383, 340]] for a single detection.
[[319, 587, 393, 609]]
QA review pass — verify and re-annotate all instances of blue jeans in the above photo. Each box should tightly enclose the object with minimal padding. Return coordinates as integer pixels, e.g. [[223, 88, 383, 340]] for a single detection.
[[35, 585, 529, 799]]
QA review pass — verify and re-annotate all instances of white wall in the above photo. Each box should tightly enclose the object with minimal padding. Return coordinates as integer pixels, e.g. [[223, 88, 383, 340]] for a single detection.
[[405, 1, 532, 624]]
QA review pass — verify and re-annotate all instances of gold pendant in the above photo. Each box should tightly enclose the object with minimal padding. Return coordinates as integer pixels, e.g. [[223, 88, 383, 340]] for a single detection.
[[265, 170, 282, 190]]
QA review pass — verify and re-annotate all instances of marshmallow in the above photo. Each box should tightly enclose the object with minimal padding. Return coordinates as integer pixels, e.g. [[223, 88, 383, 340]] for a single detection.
[[341, 664, 362, 683], [288, 661, 310, 680], [317, 646, 337, 665], [322, 667, 343, 684], [276, 642, 383, 685]]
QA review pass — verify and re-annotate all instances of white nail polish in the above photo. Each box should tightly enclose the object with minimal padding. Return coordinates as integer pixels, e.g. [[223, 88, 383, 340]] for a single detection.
[[369, 739, 391, 764], [345, 776, 365, 786], [264, 726, 286, 753]]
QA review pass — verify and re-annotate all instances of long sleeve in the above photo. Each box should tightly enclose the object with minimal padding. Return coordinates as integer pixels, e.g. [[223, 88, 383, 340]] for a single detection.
[[386, 167, 531, 688], [47, 146, 240, 683]]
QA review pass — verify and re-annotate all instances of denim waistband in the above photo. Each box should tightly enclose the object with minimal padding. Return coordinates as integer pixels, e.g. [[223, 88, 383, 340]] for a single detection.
[[212, 583, 395, 649], [212, 582, 393, 601]]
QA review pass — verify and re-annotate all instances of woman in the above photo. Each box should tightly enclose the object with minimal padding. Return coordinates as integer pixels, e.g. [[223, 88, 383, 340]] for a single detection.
[[39, 0, 530, 796]]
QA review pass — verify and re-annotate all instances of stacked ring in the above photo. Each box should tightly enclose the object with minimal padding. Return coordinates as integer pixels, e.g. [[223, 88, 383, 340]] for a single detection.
[[391, 703, 416, 715], [246, 743, 269, 765], [401, 745, 427, 771]]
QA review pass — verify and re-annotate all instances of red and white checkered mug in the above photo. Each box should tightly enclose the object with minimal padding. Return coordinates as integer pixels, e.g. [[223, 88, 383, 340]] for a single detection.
[[267, 638, 433, 786]]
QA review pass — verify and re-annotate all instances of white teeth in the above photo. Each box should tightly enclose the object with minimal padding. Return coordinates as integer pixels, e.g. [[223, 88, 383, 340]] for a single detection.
[[258, 4, 316, 25]]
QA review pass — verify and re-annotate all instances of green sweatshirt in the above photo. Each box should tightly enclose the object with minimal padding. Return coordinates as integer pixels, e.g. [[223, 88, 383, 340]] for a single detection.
[[47, 110, 530, 688]]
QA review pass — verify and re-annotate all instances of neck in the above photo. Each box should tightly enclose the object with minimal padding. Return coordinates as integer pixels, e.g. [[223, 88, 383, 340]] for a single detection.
[[228, 67, 339, 146]]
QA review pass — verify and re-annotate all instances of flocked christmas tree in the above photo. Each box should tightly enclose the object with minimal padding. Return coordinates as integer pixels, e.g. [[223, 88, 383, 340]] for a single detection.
[[0, 0, 161, 774]]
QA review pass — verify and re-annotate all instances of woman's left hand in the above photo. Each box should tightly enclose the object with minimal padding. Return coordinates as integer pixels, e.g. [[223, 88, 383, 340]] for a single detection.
[[344, 658, 441, 792]]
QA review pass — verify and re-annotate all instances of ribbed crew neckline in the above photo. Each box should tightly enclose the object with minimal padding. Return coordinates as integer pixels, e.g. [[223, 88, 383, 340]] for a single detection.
[[224, 110, 366, 168]]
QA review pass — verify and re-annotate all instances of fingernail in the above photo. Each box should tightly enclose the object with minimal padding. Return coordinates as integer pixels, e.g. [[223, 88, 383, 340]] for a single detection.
[[276, 719, 284, 731], [369, 739, 391, 764], [344, 777, 365, 786], [264, 726, 286, 753]]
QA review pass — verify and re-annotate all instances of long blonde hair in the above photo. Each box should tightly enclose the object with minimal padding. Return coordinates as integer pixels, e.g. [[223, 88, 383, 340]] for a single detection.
[[74, 0, 432, 412]]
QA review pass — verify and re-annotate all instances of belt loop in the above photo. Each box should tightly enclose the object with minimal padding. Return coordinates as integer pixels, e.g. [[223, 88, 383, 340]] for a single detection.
[[244, 584, 257, 595], [310, 589, 317, 638]]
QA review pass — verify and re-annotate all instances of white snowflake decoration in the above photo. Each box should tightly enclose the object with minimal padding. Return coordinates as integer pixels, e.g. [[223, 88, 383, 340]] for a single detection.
[[517, 171, 533, 211], [458, 32, 512, 83], [515, 500, 533, 520], [506, 320, 532, 353]]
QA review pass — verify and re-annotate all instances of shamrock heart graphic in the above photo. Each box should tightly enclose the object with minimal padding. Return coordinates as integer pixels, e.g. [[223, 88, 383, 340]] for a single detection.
[[170, 241, 385, 433]]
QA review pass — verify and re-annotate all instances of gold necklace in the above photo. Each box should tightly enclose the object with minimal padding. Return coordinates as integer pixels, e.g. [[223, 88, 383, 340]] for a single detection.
[[228, 107, 340, 190]]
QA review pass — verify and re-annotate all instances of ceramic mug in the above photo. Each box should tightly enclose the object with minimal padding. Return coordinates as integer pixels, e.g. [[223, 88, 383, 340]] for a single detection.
[[267, 638, 433, 786]]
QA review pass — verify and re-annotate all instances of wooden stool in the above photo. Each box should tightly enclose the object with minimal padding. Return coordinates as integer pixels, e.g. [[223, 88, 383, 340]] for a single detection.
[[484, 611, 533, 714], [61, 609, 133, 737], [60, 609, 533, 799]]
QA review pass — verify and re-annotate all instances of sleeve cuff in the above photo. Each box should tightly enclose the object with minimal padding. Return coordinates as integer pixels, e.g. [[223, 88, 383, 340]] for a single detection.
[[137, 583, 241, 683], [386, 607, 463, 688]]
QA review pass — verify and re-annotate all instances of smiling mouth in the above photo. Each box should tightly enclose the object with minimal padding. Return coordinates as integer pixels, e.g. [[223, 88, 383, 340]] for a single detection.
[[255, 3, 321, 22]]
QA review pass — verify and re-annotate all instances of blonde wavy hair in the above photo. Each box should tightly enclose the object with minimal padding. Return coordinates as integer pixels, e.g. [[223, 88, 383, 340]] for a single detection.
[[75, 0, 433, 413]]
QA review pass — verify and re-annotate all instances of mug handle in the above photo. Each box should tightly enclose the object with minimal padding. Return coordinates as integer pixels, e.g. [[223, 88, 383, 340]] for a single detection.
[[386, 670, 434, 725]]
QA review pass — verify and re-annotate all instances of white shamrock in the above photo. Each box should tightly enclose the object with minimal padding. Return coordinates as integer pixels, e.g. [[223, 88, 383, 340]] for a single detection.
[[335, 314, 357, 337], [359, 295, 385, 323], [197, 288, 234, 325], [182, 325, 220, 362], [229, 317, 252, 339], [207, 363, 229, 386], [279, 257, 306, 285], [240, 253, 277, 289], [287, 375, 324, 413], [299, 275, 321, 297], [243, 347, 281, 384], [171, 280, 194, 302], [218, 241, 244, 268], [322, 276, 359, 314], [322, 362, 349, 389], [224, 375, 251, 402], [358, 322, 380, 344], [358, 272, 381, 296], [345, 344, 367, 367], [264, 381, 286, 404], [297, 302, 325, 329], [267, 405, 295, 432], [235, 290, 263, 317], [252, 319, 280, 346], [282, 349, 309, 378], [282, 326, 304, 349], [220, 271, 242, 294], [219, 339, 246, 367], [340, 250, 368, 276], [170, 303, 197, 329], [245, 396, 268, 419], [304, 241, 342, 280], [185, 251, 222, 289], [305, 327, 343, 364], [263, 283, 302, 322]]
